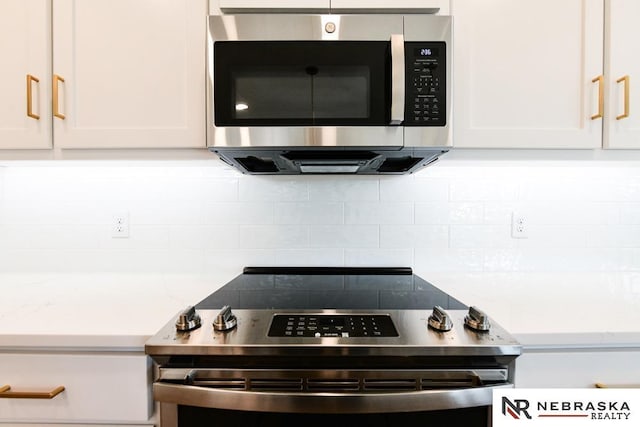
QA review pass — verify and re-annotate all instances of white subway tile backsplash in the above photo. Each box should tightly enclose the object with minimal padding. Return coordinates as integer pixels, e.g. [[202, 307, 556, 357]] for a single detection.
[[1, 200, 110, 225], [415, 202, 484, 224], [586, 226, 640, 248], [274, 249, 345, 266], [633, 250, 640, 272], [239, 225, 309, 249], [308, 178, 378, 201], [168, 225, 239, 250], [344, 249, 414, 267], [198, 178, 239, 202], [309, 225, 379, 248], [98, 225, 170, 250], [1, 224, 99, 250], [239, 177, 308, 202], [1, 163, 640, 274], [380, 225, 449, 249], [483, 248, 637, 272], [450, 179, 519, 201], [128, 201, 204, 226], [275, 202, 343, 225], [520, 179, 590, 202], [414, 248, 484, 272], [379, 176, 448, 201], [204, 202, 274, 225], [620, 203, 640, 224], [449, 225, 515, 249], [519, 226, 587, 248], [525, 202, 620, 225], [345, 202, 413, 224], [203, 249, 276, 275], [483, 202, 518, 225], [588, 179, 640, 202]]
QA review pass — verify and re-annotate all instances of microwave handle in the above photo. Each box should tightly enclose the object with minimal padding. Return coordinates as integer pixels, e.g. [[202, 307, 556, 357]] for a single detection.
[[390, 34, 405, 125]]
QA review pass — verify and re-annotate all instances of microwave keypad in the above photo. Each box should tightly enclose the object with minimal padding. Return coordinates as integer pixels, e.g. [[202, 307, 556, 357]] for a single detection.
[[405, 42, 446, 126]]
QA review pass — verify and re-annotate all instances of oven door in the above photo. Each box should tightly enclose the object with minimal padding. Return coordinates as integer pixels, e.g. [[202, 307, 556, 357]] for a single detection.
[[154, 368, 512, 427]]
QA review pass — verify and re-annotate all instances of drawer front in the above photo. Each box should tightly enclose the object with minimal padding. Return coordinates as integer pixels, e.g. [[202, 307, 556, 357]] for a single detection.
[[0, 353, 151, 423], [516, 350, 640, 388]]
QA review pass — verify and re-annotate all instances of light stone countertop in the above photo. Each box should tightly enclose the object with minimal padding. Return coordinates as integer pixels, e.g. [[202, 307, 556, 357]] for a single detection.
[[0, 273, 234, 351], [423, 271, 640, 350], [0, 272, 638, 351]]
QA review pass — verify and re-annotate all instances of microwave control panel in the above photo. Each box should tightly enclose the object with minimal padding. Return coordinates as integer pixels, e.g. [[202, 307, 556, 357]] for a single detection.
[[405, 42, 446, 126]]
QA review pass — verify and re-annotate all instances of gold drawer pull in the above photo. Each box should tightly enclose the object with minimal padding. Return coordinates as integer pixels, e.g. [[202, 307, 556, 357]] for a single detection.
[[591, 75, 604, 120], [595, 382, 639, 389], [0, 385, 65, 399], [53, 74, 65, 120], [616, 75, 630, 120], [26, 74, 40, 120]]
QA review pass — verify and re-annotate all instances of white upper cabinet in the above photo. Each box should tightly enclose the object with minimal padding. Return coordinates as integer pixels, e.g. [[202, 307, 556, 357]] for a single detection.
[[604, 0, 640, 149], [452, 0, 604, 148], [0, 0, 51, 149], [52, 0, 206, 149]]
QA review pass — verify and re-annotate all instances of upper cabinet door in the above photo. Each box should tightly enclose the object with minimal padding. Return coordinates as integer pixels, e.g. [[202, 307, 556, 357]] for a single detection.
[[0, 0, 51, 149], [52, 0, 206, 149], [604, 0, 640, 149], [452, 0, 604, 148]]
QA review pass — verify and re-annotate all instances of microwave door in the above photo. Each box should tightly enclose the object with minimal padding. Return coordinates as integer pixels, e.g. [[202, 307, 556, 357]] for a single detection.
[[213, 41, 393, 128]]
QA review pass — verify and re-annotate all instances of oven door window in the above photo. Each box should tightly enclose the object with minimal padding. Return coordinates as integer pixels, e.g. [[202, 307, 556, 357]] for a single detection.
[[214, 41, 389, 126]]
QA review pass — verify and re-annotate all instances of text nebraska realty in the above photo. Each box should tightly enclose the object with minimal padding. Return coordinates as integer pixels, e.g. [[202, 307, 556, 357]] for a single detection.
[[503, 397, 631, 420]]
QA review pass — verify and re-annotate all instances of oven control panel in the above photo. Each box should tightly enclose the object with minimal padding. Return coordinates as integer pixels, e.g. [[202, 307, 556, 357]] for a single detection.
[[268, 314, 399, 338], [404, 41, 446, 127]]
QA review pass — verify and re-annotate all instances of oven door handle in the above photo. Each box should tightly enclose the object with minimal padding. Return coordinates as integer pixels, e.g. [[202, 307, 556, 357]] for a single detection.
[[153, 382, 513, 414], [390, 34, 405, 125]]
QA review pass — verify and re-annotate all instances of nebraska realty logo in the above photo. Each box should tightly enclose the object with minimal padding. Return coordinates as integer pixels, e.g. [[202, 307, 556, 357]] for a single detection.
[[494, 389, 639, 426]]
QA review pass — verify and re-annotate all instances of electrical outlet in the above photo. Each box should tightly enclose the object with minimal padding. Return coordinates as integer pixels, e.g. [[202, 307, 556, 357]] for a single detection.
[[112, 212, 129, 238], [511, 212, 527, 239]]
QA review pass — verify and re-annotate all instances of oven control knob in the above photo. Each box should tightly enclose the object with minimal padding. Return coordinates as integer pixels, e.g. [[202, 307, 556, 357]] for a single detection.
[[213, 305, 238, 332], [175, 306, 202, 332], [464, 306, 491, 332], [428, 306, 453, 332]]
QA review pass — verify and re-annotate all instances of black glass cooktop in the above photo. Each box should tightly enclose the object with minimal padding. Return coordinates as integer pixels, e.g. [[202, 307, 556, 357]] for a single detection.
[[195, 267, 466, 311]]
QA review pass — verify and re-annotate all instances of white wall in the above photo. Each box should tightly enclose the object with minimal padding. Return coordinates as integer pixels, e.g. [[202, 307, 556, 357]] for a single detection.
[[0, 159, 639, 278]]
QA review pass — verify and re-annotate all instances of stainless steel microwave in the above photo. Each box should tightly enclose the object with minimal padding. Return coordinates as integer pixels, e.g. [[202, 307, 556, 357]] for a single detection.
[[207, 14, 452, 174]]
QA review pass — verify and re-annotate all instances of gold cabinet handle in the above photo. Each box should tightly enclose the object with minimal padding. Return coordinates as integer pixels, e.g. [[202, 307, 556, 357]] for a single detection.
[[591, 75, 604, 120], [53, 74, 65, 120], [616, 75, 630, 120], [0, 385, 65, 399], [595, 382, 639, 389], [26, 74, 40, 120]]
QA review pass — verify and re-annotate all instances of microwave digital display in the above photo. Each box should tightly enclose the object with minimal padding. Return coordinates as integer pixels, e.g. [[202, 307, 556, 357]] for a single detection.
[[414, 47, 439, 57]]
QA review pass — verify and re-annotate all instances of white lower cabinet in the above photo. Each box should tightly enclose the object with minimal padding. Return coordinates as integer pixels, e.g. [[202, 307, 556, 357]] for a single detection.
[[515, 349, 640, 388], [0, 352, 152, 425]]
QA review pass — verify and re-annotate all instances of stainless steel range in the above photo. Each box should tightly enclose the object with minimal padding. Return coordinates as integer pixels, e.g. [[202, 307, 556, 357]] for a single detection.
[[145, 267, 521, 427]]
